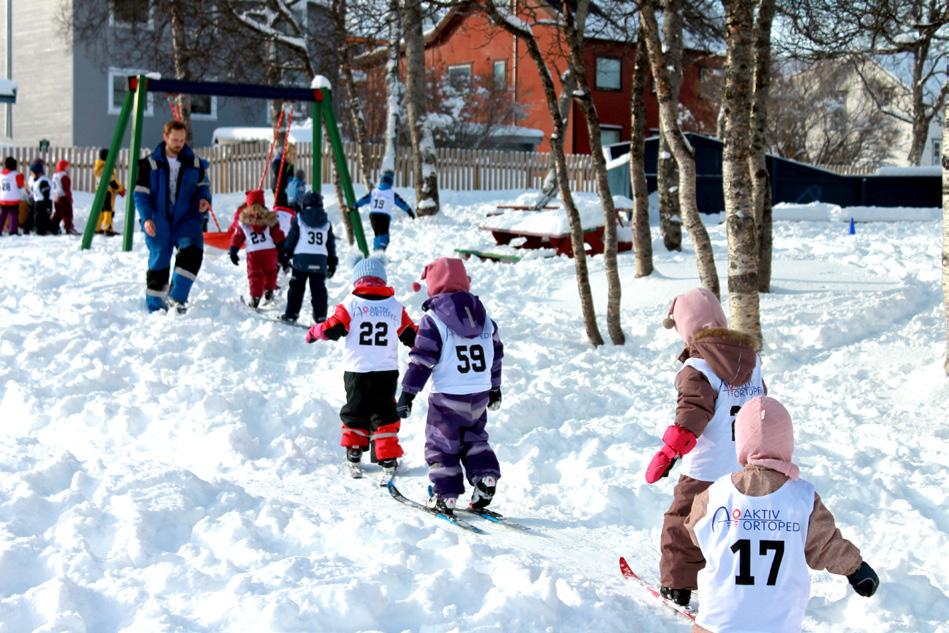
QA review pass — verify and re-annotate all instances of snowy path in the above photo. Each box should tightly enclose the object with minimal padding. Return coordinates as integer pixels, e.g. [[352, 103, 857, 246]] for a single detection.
[[0, 190, 946, 632]]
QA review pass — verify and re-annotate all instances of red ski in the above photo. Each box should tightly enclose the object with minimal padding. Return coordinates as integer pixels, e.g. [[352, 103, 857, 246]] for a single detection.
[[618, 556, 697, 622]]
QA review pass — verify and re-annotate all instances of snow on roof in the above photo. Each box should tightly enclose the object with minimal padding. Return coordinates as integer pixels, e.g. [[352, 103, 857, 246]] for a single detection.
[[876, 165, 942, 177], [212, 121, 315, 145], [0, 79, 16, 98]]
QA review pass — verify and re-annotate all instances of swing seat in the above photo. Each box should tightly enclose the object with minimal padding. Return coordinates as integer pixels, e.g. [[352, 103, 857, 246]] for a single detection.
[[204, 230, 233, 250]]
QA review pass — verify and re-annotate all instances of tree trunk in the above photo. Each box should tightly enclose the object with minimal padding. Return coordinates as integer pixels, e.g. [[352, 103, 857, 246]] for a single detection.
[[562, 1, 624, 345], [658, 0, 683, 252], [942, 100, 948, 375], [479, 2, 603, 346], [721, 0, 761, 343], [533, 69, 576, 209], [333, 0, 372, 197], [169, 0, 192, 142], [630, 30, 653, 278], [750, 0, 775, 293], [907, 35, 931, 166], [402, 0, 440, 216], [641, 3, 720, 298], [381, 1, 403, 174]]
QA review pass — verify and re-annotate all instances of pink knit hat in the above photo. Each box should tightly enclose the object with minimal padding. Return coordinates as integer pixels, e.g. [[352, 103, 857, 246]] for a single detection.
[[662, 287, 727, 344], [735, 396, 800, 480], [413, 257, 470, 297]]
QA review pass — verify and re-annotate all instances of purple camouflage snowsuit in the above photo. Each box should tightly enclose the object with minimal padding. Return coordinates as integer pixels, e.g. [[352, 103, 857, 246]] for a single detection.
[[401, 291, 503, 499]]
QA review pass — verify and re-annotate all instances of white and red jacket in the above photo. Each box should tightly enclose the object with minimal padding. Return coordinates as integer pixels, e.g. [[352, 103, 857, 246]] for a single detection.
[[0, 169, 24, 207], [52, 170, 72, 202], [317, 281, 418, 371]]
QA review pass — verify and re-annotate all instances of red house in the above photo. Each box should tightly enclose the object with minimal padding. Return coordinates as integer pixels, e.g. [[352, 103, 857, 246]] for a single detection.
[[413, 2, 721, 154]]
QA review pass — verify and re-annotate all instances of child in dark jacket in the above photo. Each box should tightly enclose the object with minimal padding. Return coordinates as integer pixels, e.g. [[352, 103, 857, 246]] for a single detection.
[[228, 189, 287, 308], [396, 257, 504, 516], [27, 159, 53, 235], [354, 170, 415, 252], [280, 192, 338, 324], [686, 396, 878, 633], [644, 287, 767, 609], [306, 257, 417, 479]]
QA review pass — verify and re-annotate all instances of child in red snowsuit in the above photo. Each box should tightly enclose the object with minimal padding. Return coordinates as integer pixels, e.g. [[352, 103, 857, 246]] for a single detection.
[[228, 189, 287, 307], [51, 160, 77, 235]]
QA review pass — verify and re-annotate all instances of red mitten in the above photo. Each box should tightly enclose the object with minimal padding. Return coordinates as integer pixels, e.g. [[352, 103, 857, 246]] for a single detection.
[[644, 425, 697, 484], [305, 323, 326, 344]]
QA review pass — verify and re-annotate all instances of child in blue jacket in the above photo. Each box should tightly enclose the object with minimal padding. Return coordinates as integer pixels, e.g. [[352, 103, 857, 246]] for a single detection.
[[355, 170, 415, 252]]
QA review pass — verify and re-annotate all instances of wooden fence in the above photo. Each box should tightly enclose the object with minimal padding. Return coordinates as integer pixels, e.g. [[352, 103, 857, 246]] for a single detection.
[[7, 141, 871, 193], [2, 142, 601, 194]]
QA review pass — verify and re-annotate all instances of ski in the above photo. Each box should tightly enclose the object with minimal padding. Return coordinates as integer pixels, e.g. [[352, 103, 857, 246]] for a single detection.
[[457, 507, 531, 532], [387, 482, 485, 534], [618, 557, 696, 622], [240, 297, 311, 329]]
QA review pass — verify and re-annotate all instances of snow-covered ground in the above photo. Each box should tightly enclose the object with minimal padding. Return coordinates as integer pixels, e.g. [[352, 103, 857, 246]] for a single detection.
[[0, 187, 946, 632]]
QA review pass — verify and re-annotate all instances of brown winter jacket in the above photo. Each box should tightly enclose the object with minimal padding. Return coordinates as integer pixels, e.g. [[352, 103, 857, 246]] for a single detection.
[[685, 465, 864, 633], [674, 327, 763, 438]]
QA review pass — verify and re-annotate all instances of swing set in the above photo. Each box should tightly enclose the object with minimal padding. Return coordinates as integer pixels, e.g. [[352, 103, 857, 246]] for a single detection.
[[80, 74, 369, 257]]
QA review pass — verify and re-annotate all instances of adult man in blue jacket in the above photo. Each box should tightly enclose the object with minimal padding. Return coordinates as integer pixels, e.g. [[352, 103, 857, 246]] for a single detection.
[[134, 120, 212, 312]]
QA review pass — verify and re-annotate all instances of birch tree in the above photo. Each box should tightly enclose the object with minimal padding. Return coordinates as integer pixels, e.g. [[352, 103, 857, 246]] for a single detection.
[[381, 0, 404, 174], [720, 0, 761, 343], [561, 0, 625, 344], [402, 0, 441, 216], [477, 1, 604, 346], [750, 0, 775, 292], [641, 2, 721, 297], [630, 24, 654, 278], [658, 0, 684, 252], [942, 100, 948, 375]]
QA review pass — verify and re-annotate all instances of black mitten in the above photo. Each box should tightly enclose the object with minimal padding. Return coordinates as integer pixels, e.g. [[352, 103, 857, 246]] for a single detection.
[[847, 561, 879, 597], [228, 247, 240, 266], [396, 392, 415, 418], [488, 388, 502, 411]]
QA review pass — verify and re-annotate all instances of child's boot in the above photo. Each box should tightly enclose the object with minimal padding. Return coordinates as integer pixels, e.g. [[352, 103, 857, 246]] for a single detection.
[[469, 475, 497, 510], [346, 447, 363, 478], [659, 587, 691, 608], [427, 494, 457, 517]]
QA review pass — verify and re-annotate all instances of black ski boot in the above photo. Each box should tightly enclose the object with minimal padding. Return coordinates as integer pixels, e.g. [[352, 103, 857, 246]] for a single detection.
[[469, 476, 497, 510], [660, 586, 691, 607]]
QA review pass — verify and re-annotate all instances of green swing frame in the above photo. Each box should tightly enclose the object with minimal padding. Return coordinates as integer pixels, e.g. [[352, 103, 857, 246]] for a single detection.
[[80, 74, 369, 257]]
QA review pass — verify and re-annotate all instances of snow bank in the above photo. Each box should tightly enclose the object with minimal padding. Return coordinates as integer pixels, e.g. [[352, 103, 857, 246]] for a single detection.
[[0, 186, 945, 632], [774, 201, 941, 222]]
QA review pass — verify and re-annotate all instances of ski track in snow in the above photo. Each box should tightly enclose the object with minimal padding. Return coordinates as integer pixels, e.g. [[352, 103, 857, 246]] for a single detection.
[[0, 188, 946, 632]]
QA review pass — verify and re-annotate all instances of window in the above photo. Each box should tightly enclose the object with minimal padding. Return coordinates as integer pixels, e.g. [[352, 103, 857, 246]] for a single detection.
[[595, 57, 621, 91], [447, 64, 473, 90], [933, 139, 942, 164], [493, 60, 507, 90], [110, 0, 153, 28], [190, 94, 217, 120], [600, 125, 622, 146], [108, 68, 153, 116]]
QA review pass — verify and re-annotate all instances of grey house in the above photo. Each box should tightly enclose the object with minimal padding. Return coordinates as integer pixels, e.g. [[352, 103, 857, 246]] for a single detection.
[[0, 0, 335, 148]]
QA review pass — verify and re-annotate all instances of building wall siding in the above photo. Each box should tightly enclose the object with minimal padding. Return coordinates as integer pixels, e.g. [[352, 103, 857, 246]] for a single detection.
[[8, 0, 74, 145]]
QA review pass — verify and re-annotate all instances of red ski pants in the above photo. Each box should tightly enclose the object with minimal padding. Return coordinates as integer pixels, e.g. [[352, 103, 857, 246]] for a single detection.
[[245, 249, 278, 298]]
